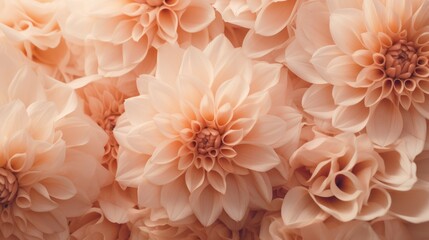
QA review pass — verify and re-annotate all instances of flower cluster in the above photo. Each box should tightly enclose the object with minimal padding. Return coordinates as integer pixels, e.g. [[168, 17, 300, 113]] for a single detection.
[[0, 0, 428, 239]]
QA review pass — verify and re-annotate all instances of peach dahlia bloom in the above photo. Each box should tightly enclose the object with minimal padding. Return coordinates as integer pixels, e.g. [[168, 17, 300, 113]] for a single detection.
[[213, 0, 302, 62], [114, 35, 300, 225], [0, 0, 87, 82], [285, 0, 429, 146], [0, 43, 110, 239], [282, 133, 394, 227], [63, 0, 218, 77]]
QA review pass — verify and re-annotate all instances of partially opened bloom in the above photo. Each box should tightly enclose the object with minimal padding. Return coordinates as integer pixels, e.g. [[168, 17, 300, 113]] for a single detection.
[[114, 35, 300, 225], [0, 42, 110, 239], [286, 0, 429, 146], [282, 133, 393, 227], [63, 0, 219, 78]]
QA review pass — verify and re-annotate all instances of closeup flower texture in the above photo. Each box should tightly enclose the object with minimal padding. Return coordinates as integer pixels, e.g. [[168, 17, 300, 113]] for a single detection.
[[114, 35, 301, 226], [285, 0, 429, 147], [214, 0, 302, 62], [0, 0, 87, 82], [0, 41, 110, 239], [63, 0, 219, 78]]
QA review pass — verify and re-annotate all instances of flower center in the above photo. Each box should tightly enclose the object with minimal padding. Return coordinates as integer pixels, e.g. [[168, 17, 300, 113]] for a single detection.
[[0, 168, 18, 208], [195, 127, 221, 157], [384, 39, 417, 80]]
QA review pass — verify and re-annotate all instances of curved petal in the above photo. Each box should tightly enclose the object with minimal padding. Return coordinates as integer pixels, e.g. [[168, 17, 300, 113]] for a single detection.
[[233, 144, 280, 172], [190, 184, 222, 226], [366, 99, 403, 146], [281, 187, 328, 228], [332, 103, 370, 132], [254, 0, 298, 36], [221, 175, 249, 221]]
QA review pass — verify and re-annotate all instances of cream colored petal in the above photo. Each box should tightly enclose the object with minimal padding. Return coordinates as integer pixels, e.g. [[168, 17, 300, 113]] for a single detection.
[[281, 187, 328, 228], [366, 99, 403, 146]]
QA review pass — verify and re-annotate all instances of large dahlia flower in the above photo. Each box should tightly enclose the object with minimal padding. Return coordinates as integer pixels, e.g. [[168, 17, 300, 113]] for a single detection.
[[0, 42, 110, 239], [285, 0, 429, 147], [114, 35, 300, 225]]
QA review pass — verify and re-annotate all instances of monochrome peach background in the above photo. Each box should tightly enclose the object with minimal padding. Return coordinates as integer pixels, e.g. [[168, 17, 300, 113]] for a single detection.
[[0, 0, 428, 239]]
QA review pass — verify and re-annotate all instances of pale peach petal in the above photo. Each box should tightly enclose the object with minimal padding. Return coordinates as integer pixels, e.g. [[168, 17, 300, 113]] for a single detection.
[[281, 187, 328, 228], [254, 0, 297, 36], [243, 27, 290, 59], [295, 0, 333, 52], [285, 40, 327, 84], [179, 1, 215, 33], [332, 85, 366, 106], [390, 183, 429, 223], [330, 8, 365, 54], [160, 179, 193, 221], [302, 84, 336, 119], [221, 175, 249, 221], [233, 144, 279, 172], [190, 185, 222, 226], [332, 103, 370, 132], [367, 100, 403, 146]]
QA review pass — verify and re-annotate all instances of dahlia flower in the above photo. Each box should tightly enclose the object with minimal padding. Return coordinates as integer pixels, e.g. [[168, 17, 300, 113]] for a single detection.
[[0, 0, 86, 82], [214, 0, 302, 62], [78, 79, 138, 224], [285, 0, 429, 147], [282, 133, 393, 227], [78, 79, 127, 173], [114, 35, 301, 225], [0, 42, 110, 239], [63, 0, 219, 77]]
